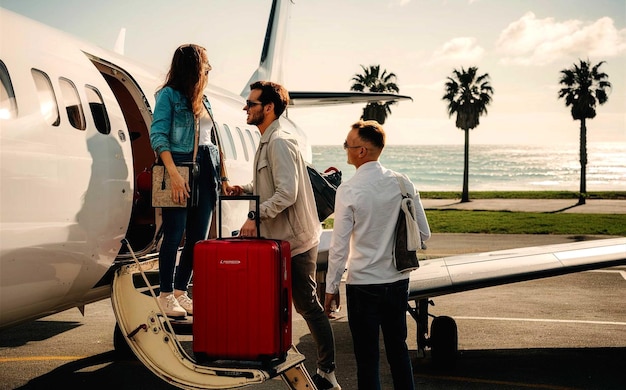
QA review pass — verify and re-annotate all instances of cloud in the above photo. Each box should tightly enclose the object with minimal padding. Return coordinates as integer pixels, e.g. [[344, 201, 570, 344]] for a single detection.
[[496, 12, 626, 66], [428, 37, 485, 65]]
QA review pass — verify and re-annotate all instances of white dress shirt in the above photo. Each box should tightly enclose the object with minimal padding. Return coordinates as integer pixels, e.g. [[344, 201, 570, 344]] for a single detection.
[[325, 161, 431, 294]]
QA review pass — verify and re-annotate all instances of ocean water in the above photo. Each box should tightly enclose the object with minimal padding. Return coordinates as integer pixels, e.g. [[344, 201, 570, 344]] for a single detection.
[[311, 143, 626, 192]]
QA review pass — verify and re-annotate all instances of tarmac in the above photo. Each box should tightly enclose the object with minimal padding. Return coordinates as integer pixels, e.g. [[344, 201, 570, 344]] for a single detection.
[[0, 198, 624, 389]]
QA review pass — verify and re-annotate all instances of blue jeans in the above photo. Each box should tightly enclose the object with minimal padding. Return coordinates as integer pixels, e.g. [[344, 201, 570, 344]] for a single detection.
[[292, 247, 336, 373], [159, 147, 217, 293], [346, 279, 414, 390]]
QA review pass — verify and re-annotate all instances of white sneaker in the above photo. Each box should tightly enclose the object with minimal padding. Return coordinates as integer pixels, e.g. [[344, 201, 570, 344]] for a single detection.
[[313, 369, 341, 390], [158, 293, 186, 317], [176, 292, 193, 315]]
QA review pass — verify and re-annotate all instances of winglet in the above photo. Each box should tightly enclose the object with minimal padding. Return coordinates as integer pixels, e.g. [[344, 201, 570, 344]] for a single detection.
[[114, 27, 126, 55], [240, 0, 292, 98]]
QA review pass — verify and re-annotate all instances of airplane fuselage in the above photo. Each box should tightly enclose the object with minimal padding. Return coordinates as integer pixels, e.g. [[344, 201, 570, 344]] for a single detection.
[[0, 7, 309, 330], [1, 10, 137, 328]]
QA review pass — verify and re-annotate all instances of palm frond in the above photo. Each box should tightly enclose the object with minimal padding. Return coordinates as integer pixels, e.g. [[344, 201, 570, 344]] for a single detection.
[[351, 64, 402, 123], [558, 59, 611, 121]]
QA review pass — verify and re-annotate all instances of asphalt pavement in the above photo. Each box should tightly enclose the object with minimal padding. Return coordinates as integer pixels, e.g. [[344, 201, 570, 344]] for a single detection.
[[1, 259, 624, 390], [1, 198, 624, 389]]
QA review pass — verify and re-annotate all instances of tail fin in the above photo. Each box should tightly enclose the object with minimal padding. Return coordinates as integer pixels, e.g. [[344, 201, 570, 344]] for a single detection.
[[113, 28, 126, 55], [240, 0, 292, 98]]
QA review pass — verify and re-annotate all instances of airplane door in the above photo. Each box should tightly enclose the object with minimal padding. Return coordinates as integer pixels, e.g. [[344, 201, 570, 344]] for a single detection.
[[86, 57, 160, 256]]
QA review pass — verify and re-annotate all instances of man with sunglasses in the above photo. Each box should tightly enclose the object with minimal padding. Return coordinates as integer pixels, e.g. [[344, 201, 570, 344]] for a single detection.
[[325, 120, 431, 390], [225, 81, 340, 390]]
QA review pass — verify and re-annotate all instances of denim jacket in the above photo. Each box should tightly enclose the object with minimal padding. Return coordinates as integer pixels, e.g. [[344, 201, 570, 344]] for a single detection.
[[150, 87, 195, 156]]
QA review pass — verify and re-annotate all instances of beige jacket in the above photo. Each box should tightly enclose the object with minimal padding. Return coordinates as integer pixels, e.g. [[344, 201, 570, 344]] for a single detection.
[[243, 120, 320, 256]]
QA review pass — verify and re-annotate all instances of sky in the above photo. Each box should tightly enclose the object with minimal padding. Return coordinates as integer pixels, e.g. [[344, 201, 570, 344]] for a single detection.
[[1, 0, 625, 146]]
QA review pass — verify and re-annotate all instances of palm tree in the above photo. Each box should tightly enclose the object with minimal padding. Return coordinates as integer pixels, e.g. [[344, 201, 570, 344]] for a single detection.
[[558, 59, 611, 205], [350, 65, 400, 124], [442, 66, 494, 203]]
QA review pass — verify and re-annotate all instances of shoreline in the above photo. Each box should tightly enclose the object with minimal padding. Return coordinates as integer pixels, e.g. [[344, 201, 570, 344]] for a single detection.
[[312, 143, 626, 193]]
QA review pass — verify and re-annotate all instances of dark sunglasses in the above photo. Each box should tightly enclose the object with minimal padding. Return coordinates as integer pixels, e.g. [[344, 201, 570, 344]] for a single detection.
[[343, 140, 364, 150], [245, 100, 263, 107]]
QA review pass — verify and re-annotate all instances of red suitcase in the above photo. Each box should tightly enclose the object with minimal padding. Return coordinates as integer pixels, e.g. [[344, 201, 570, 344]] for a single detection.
[[193, 195, 292, 363]]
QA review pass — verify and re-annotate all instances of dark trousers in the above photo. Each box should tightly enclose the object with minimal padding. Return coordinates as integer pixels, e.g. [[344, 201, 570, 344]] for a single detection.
[[159, 148, 216, 293], [291, 247, 336, 373], [346, 279, 414, 390]]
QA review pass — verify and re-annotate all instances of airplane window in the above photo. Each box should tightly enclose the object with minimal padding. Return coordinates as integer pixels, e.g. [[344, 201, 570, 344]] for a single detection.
[[31, 69, 60, 126], [235, 127, 249, 161], [245, 129, 257, 152], [220, 123, 237, 159], [59, 78, 86, 130], [85, 85, 110, 134], [0, 61, 18, 120]]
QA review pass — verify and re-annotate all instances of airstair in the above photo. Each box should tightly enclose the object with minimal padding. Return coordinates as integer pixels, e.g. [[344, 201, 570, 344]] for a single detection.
[[110, 242, 317, 389]]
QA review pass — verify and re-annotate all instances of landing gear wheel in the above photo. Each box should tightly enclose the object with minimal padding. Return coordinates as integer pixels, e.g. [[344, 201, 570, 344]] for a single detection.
[[430, 316, 458, 367], [113, 322, 135, 360]]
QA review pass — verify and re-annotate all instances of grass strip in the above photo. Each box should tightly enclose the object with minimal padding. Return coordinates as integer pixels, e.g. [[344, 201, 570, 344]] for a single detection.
[[322, 211, 625, 236], [425, 210, 625, 235], [322, 191, 625, 234]]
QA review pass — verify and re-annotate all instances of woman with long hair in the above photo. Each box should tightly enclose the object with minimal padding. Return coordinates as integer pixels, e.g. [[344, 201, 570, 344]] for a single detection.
[[150, 44, 220, 317]]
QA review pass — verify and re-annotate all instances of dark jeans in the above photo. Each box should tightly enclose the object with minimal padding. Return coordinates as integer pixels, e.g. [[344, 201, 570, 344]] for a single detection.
[[346, 279, 414, 390], [159, 147, 217, 293], [292, 247, 336, 373]]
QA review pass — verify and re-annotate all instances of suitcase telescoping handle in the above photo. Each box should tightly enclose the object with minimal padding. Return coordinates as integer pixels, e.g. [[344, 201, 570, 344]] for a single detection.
[[218, 195, 260, 238]]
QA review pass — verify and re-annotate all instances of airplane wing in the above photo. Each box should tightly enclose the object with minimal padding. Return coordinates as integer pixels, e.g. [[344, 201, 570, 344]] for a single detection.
[[407, 237, 626, 300], [318, 235, 626, 297], [401, 237, 626, 364], [288, 91, 413, 107], [317, 235, 625, 365]]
